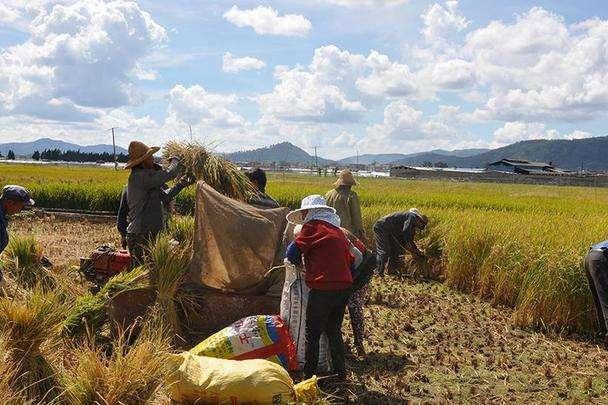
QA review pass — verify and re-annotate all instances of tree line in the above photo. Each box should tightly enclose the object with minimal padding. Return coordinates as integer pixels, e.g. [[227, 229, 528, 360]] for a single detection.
[[30, 149, 129, 163]]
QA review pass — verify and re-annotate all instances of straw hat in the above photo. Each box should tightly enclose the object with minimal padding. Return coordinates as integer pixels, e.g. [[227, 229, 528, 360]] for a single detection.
[[124, 141, 160, 170], [286, 195, 336, 224], [334, 169, 357, 187]]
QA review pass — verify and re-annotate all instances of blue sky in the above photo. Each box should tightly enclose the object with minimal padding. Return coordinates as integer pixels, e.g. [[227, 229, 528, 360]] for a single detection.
[[1, 0, 607, 159]]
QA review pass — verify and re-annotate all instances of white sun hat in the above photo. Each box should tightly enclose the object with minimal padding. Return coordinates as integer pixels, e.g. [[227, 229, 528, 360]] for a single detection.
[[286, 194, 336, 224]]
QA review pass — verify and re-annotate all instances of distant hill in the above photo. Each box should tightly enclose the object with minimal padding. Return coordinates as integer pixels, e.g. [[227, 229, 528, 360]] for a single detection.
[[0, 138, 128, 156], [338, 148, 491, 165], [224, 142, 333, 165], [392, 137, 608, 170]]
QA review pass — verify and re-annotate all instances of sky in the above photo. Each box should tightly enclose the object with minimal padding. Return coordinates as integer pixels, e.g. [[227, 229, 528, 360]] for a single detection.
[[1, 0, 608, 159]]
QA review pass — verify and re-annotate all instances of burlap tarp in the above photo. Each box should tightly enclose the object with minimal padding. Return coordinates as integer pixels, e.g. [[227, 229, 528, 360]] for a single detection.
[[190, 182, 291, 291]]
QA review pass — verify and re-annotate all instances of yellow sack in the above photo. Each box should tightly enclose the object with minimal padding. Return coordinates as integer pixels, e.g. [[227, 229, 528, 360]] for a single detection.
[[167, 352, 318, 404]]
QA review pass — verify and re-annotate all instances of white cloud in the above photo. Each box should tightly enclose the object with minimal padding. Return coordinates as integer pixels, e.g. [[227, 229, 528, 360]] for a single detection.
[[492, 121, 593, 146], [167, 84, 246, 128], [430, 58, 476, 89], [356, 50, 420, 97], [464, 7, 608, 122], [222, 52, 266, 73], [0, 4, 20, 25], [316, 0, 408, 6], [223, 5, 311, 37], [0, 0, 167, 122], [422, 1, 469, 46]]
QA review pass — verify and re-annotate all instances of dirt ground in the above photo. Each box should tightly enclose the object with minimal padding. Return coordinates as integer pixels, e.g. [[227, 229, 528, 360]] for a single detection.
[[7, 215, 608, 404]]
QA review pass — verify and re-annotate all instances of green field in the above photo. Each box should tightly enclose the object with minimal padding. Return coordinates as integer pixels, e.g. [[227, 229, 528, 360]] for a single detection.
[[1, 162, 606, 333]]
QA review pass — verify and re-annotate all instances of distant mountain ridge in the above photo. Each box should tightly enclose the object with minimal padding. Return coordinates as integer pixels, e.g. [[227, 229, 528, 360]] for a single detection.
[[392, 137, 608, 170], [223, 141, 333, 165], [0, 138, 128, 156], [337, 148, 491, 165]]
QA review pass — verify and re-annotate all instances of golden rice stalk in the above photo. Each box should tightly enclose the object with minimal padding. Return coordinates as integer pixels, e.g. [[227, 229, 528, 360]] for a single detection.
[[0, 288, 65, 403], [2, 235, 55, 290], [0, 334, 28, 404], [163, 140, 255, 201], [145, 234, 192, 345], [63, 266, 149, 338], [62, 321, 170, 405]]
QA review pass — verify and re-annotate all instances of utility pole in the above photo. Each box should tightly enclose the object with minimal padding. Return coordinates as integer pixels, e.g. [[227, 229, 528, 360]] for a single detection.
[[356, 147, 359, 166], [110, 127, 118, 170], [189, 124, 193, 141], [313, 146, 319, 168]]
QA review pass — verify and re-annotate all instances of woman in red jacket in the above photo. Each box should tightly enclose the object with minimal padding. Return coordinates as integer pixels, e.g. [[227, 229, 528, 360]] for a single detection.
[[286, 195, 354, 380]]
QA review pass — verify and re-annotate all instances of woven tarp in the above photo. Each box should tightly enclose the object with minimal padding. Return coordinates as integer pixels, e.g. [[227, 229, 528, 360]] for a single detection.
[[190, 182, 290, 291]]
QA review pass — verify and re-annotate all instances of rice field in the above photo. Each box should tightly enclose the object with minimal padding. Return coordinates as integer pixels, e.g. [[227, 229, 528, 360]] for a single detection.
[[1, 162, 605, 334]]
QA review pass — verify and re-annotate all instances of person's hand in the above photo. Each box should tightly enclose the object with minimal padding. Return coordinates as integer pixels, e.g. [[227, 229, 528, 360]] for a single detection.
[[179, 175, 196, 186], [121, 236, 128, 250]]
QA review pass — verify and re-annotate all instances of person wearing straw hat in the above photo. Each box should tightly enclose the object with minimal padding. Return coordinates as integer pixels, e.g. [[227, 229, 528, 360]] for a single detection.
[[285, 195, 354, 381], [325, 169, 365, 241], [123, 141, 192, 265], [0, 185, 35, 288], [584, 240, 608, 345], [373, 208, 428, 276]]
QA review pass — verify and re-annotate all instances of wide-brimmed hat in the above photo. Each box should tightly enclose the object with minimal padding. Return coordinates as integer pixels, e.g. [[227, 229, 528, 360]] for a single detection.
[[334, 169, 357, 187], [124, 141, 160, 170], [286, 195, 336, 224]]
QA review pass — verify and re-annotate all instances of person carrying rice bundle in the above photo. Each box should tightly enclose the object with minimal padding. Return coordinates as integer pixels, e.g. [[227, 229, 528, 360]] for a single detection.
[[373, 208, 428, 276], [325, 169, 365, 241], [245, 168, 280, 209], [123, 141, 193, 265], [285, 195, 354, 381]]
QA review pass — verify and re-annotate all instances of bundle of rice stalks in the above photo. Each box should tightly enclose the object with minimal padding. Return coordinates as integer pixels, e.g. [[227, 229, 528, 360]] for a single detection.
[[163, 141, 255, 201], [402, 223, 444, 280], [0, 334, 27, 404], [0, 288, 65, 403], [63, 266, 149, 338], [145, 234, 195, 345], [63, 321, 170, 405], [167, 215, 195, 245], [2, 235, 55, 290]]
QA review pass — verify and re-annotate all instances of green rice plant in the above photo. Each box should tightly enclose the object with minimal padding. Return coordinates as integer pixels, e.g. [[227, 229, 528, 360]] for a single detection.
[[2, 235, 55, 290], [145, 234, 193, 345], [167, 215, 195, 245], [62, 320, 170, 405], [163, 141, 256, 201], [0, 288, 65, 403], [63, 266, 149, 338]]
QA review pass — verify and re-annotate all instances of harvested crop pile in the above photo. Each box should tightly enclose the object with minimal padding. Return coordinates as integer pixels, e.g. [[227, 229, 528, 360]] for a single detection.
[[1, 235, 55, 290], [163, 141, 255, 201], [0, 288, 65, 402], [63, 266, 149, 338]]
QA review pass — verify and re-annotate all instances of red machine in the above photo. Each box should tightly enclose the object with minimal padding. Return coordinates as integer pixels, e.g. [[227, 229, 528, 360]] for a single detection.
[[80, 245, 131, 288]]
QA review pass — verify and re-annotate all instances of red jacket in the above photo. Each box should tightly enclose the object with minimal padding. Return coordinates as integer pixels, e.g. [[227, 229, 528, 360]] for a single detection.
[[294, 220, 354, 290]]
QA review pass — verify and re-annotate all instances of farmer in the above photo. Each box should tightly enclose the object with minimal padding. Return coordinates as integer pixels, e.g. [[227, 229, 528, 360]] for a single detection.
[[325, 169, 365, 240], [123, 141, 192, 266], [0, 185, 35, 287], [341, 228, 375, 357], [584, 241, 608, 342], [373, 208, 428, 276], [245, 168, 280, 209], [285, 195, 354, 380], [117, 169, 189, 250]]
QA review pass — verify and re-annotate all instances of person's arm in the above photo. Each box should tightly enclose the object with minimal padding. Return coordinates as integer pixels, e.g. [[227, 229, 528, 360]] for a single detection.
[[161, 176, 194, 204], [117, 188, 129, 240], [0, 223, 8, 255], [141, 158, 183, 190], [404, 240, 424, 258], [286, 240, 303, 266], [402, 216, 424, 258], [349, 192, 365, 239]]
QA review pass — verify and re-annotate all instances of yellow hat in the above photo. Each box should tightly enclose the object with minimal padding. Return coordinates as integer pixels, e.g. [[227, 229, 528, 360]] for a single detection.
[[334, 169, 357, 187], [124, 141, 160, 170]]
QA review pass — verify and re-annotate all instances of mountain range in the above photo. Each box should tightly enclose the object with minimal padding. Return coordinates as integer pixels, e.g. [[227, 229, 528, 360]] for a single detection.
[[0, 138, 128, 156], [3, 136, 608, 170], [224, 137, 608, 171]]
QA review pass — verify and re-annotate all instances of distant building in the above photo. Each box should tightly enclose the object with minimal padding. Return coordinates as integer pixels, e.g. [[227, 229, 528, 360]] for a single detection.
[[389, 165, 421, 177], [488, 159, 566, 175]]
